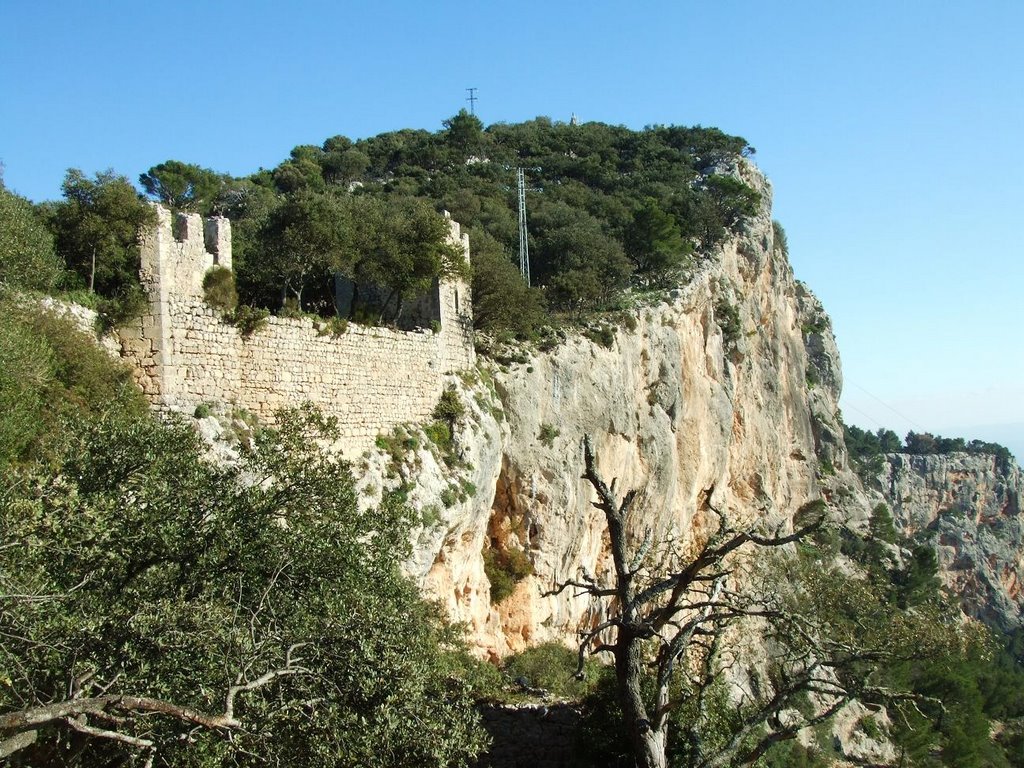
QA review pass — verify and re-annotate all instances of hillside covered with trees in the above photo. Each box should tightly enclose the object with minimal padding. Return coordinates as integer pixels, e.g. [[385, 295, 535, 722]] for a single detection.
[[2, 116, 1024, 767], [2, 115, 761, 337]]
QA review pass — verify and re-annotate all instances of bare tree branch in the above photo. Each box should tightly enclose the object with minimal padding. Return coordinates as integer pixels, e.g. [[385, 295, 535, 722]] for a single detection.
[[566, 434, 848, 768], [0, 647, 312, 760]]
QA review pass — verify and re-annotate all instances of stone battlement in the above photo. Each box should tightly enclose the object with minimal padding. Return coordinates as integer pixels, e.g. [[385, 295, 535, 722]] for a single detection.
[[119, 205, 475, 456]]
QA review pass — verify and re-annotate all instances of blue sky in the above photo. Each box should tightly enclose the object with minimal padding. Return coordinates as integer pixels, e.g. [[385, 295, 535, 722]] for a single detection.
[[3, 0, 1021, 457]]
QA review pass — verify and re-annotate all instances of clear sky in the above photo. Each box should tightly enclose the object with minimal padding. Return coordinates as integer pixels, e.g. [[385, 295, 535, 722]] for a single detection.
[[2, 0, 1021, 458]]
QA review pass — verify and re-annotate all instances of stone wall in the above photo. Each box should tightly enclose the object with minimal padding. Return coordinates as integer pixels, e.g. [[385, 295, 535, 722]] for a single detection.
[[473, 703, 588, 768], [119, 205, 475, 457]]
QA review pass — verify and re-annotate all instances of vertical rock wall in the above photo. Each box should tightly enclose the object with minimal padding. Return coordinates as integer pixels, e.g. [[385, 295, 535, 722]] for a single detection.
[[880, 452, 1024, 629], [396, 161, 851, 657]]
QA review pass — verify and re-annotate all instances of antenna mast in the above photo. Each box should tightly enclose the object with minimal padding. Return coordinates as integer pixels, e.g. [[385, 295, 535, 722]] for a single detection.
[[517, 168, 530, 286], [465, 87, 478, 115]]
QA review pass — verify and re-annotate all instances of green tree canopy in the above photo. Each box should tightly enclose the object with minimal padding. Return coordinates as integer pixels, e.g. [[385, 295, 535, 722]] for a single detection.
[[468, 227, 546, 338], [624, 197, 690, 288], [349, 196, 466, 322], [258, 190, 352, 311], [530, 200, 632, 314], [48, 169, 154, 301], [0, 405, 487, 767], [443, 109, 486, 157], [216, 118, 761, 329], [0, 185, 63, 291], [139, 160, 223, 213]]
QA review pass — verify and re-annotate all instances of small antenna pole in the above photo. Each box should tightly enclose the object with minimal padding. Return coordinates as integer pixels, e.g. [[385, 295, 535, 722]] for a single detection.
[[465, 87, 478, 115], [517, 168, 531, 286]]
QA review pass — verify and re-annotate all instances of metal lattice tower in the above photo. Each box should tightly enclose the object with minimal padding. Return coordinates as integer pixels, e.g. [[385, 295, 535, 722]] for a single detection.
[[466, 87, 478, 115], [517, 168, 530, 286]]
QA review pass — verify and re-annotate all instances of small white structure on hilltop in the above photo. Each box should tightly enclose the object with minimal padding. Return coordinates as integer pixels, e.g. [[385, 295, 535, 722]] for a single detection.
[[118, 205, 475, 456]]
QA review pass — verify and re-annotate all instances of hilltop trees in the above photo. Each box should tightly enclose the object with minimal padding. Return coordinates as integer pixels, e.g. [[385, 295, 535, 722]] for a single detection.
[[139, 160, 223, 213], [443, 109, 485, 158], [258, 190, 351, 311], [213, 115, 761, 328], [468, 228, 546, 338], [8, 117, 765, 335], [844, 423, 1015, 481], [238, 192, 465, 321], [624, 198, 690, 288], [46, 169, 154, 312], [528, 201, 632, 314]]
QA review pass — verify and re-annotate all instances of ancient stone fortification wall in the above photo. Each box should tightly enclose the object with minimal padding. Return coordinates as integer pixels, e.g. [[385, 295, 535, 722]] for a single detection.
[[119, 205, 475, 456], [473, 703, 585, 768]]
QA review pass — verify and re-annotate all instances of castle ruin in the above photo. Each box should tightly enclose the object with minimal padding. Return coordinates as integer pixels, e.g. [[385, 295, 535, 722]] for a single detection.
[[118, 205, 475, 456]]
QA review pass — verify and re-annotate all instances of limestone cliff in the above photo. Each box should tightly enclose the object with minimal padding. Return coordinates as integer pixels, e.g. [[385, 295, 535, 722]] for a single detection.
[[366, 160, 852, 657], [367, 160, 1023, 656], [101, 158, 1024, 655], [877, 452, 1023, 630]]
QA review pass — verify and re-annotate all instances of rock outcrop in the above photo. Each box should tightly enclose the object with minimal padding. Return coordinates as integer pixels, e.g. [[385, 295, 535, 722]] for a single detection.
[[879, 452, 1023, 630], [371, 161, 849, 657], [368, 159, 1023, 654]]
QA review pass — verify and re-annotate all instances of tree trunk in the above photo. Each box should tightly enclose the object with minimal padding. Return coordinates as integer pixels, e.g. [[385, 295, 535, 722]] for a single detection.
[[618, 638, 668, 768], [378, 287, 399, 325], [347, 283, 359, 319], [89, 246, 96, 293]]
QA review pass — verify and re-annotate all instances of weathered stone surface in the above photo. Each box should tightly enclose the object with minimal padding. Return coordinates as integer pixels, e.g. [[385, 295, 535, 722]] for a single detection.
[[117, 205, 475, 458], [879, 452, 1024, 629], [393, 162, 841, 658]]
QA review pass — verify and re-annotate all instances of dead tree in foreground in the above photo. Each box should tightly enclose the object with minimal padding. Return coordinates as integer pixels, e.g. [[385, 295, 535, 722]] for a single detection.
[[549, 436, 920, 768], [0, 646, 310, 764]]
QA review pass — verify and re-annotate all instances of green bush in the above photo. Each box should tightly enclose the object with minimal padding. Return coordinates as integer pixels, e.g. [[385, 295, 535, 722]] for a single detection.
[[317, 316, 348, 337], [0, 186, 63, 291], [859, 715, 881, 739], [96, 283, 149, 331], [503, 642, 601, 700], [584, 324, 615, 349], [423, 420, 463, 469], [449, 653, 506, 702], [375, 426, 419, 471], [280, 297, 303, 318], [0, 295, 145, 468], [433, 385, 465, 426], [772, 219, 789, 257], [805, 365, 820, 388], [714, 298, 741, 347], [228, 304, 269, 337], [201, 265, 238, 312], [538, 423, 559, 447], [440, 486, 459, 508], [483, 545, 534, 604]]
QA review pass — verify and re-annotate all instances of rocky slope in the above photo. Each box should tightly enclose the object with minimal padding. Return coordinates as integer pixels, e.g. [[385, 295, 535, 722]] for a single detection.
[[358, 160, 855, 658], [357, 158, 1023, 658], [878, 451, 1023, 630]]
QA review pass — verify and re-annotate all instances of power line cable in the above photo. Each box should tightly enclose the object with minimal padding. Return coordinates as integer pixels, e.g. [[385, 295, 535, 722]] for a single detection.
[[848, 381, 929, 433]]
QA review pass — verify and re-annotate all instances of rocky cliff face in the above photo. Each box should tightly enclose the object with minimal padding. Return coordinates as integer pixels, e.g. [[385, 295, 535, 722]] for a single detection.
[[878, 452, 1023, 630], [359, 161, 856, 658], [365, 160, 1024, 656]]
